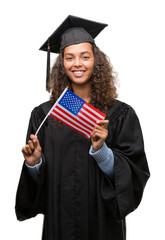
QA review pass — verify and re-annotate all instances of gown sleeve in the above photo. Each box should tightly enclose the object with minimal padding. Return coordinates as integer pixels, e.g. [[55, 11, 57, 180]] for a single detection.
[[15, 106, 47, 221], [100, 103, 150, 221]]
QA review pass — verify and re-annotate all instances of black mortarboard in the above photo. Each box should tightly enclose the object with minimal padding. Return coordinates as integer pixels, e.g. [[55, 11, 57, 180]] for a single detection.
[[39, 15, 108, 90]]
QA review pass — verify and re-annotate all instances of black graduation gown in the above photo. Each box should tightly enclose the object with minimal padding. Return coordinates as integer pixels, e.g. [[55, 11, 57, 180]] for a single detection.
[[15, 100, 150, 240]]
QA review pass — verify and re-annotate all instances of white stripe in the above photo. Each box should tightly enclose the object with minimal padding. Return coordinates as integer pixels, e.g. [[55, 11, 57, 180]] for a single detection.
[[81, 107, 99, 122], [53, 107, 92, 134], [77, 112, 96, 126], [51, 111, 90, 138], [84, 103, 105, 119], [56, 103, 94, 130]]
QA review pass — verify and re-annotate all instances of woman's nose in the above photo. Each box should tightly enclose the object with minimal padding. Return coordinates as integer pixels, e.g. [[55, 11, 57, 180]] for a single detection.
[[74, 57, 82, 67]]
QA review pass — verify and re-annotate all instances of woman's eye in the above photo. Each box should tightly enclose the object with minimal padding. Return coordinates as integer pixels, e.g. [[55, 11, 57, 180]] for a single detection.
[[66, 57, 73, 61], [83, 56, 90, 60]]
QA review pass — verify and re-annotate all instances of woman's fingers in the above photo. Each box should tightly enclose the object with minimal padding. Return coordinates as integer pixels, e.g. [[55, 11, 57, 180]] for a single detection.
[[92, 128, 108, 139], [22, 146, 27, 155], [97, 120, 109, 129], [91, 120, 109, 152], [22, 135, 39, 156], [30, 134, 41, 150], [22, 144, 32, 155], [21, 135, 42, 166], [92, 122, 108, 135], [28, 140, 35, 151], [91, 121, 108, 140]]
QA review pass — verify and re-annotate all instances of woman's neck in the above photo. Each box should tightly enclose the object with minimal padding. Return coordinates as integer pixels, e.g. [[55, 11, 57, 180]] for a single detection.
[[72, 83, 91, 103]]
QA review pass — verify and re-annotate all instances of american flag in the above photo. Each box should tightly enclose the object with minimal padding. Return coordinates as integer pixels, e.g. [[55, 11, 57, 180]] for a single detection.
[[49, 88, 106, 139]]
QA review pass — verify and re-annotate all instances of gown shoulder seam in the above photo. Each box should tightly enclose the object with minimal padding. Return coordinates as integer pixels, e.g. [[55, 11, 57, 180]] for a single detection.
[[108, 101, 130, 125]]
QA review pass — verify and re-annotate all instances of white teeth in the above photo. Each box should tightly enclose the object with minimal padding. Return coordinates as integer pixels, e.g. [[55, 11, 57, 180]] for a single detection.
[[74, 71, 84, 73]]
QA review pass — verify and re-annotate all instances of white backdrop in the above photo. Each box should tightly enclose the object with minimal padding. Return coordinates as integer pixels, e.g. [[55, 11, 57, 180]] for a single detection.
[[0, 0, 164, 239]]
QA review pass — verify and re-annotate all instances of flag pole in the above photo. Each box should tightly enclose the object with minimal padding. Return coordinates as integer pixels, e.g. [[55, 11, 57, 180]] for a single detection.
[[35, 111, 50, 136], [35, 87, 68, 136]]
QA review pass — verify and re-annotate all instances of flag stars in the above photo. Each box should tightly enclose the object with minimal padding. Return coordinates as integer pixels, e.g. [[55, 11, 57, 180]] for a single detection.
[[59, 89, 85, 115]]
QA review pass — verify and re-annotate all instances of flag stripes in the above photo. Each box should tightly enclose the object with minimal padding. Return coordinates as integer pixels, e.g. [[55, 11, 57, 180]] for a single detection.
[[55, 104, 94, 131], [52, 106, 92, 134], [50, 112, 91, 139]]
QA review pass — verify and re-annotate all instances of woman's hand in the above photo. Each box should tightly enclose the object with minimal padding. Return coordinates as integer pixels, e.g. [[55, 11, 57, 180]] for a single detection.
[[22, 134, 42, 166], [91, 120, 109, 152]]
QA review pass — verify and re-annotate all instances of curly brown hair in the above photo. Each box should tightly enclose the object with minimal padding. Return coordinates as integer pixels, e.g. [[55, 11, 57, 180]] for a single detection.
[[48, 44, 118, 114]]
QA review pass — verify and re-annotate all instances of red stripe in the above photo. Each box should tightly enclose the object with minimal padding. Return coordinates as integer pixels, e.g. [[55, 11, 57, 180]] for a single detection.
[[50, 113, 90, 139], [85, 102, 106, 118], [79, 109, 97, 124], [76, 114, 95, 128], [82, 105, 104, 120], [52, 109, 91, 135], [55, 105, 93, 131]]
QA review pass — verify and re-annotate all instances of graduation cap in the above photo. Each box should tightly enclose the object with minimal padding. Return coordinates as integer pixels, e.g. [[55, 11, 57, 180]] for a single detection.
[[39, 15, 108, 90]]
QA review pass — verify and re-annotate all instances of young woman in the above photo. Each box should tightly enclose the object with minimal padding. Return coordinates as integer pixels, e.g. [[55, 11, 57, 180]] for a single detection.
[[15, 16, 150, 240]]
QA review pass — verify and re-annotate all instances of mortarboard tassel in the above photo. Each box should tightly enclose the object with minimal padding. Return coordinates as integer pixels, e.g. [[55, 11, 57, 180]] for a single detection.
[[46, 42, 50, 90]]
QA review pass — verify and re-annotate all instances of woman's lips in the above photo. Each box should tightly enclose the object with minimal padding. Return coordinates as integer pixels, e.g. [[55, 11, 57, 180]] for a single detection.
[[72, 70, 85, 77]]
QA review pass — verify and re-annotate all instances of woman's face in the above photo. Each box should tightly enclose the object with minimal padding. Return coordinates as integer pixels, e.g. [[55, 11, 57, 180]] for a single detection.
[[63, 42, 95, 87]]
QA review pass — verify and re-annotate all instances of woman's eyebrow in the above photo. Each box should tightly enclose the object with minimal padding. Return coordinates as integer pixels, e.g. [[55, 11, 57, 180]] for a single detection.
[[81, 51, 91, 55], [64, 51, 92, 56], [64, 53, 74, 56]]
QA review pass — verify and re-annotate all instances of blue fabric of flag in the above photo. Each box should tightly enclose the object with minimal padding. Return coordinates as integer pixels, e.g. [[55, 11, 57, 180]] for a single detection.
[[58, 89, 85, 116]]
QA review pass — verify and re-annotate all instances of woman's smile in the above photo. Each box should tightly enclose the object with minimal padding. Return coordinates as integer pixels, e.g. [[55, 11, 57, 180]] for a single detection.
[[72, 70, 86, 77]]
